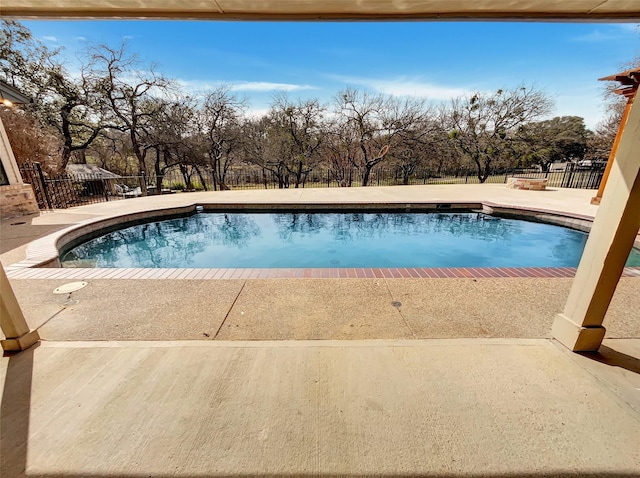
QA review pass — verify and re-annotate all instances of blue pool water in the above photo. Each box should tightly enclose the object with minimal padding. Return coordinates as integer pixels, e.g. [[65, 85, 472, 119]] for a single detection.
[[61, 211, 640, 269]]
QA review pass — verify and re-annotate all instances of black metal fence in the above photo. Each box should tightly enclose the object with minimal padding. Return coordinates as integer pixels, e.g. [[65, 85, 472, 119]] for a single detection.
[[19, 162, 603, 210], [507, 167, 603, 189], [19, 163, 149, 209], [163, 165, 604, 190]]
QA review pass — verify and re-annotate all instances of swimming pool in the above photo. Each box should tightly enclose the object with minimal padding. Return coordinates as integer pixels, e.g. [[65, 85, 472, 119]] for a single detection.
[[60, 211, 640, 269]]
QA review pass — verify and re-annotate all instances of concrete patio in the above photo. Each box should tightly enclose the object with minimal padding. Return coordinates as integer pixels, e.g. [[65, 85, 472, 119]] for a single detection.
[[2, 0, 640, 472], [1, 185, 639, 476], [1, 338, 639, 477]]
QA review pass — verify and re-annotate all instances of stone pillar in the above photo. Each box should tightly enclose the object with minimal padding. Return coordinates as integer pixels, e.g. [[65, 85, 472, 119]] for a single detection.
[[552, 97, 640, 352], [0, 115, 40, 218], [0, 263, 39, 352]]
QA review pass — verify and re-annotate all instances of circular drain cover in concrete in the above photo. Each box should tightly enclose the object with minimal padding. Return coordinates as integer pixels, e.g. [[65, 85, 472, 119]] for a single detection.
[[53, 281, 88, 294]]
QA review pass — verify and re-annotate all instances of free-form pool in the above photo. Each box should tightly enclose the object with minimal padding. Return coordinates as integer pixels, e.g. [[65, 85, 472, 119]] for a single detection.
[[60, 211, 640, 269]]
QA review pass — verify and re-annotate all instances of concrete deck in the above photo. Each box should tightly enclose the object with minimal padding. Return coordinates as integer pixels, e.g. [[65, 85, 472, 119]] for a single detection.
[[7, 277, 640, 341], [1, 185, 639, 476], [2, 339, 639, 477]]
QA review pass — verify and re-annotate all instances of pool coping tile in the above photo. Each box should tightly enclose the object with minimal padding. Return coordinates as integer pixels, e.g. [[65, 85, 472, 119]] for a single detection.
[[7, 266, 640, 281]]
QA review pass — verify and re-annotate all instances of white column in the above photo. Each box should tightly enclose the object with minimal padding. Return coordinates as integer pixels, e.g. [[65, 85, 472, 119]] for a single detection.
[[0, 263, 39, 351], [552, 97, 640, 351], [0, 116, 23, 185]]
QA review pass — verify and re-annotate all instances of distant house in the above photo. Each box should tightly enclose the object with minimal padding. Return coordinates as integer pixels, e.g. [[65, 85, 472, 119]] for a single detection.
[[66, 164, 122, 198], [548, 162, 569, 172], [66, 164, 122, 179], [0, 79, 32, 107]]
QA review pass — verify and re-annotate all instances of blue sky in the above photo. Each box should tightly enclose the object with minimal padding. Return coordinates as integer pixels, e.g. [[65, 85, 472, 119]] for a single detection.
[[23, 20, 640, 128]]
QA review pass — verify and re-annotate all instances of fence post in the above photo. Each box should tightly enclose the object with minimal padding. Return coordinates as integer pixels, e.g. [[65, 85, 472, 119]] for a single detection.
[[327, 169, 330, 188], [561, 166, 569, 188], [564, 163, 575, 188], [35, 162, 53, 209], [102, 179, 109, 202], [595, 170, 604, 189]]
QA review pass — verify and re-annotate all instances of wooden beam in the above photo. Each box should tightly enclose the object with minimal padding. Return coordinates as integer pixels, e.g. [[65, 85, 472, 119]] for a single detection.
[[1, 0, 639, 20]]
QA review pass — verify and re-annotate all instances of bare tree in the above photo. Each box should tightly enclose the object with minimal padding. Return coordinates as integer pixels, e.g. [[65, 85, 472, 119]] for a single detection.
[[334, 88, 428, 186], [41, 61, 116, 168], [1, 20, 114, 169], [242, 116, 292, 189], [199, 87, 245, 190], [423, 114, 468, 178], [386, 111, 439, 185], [585, 103, 625, 162], [0, 106, 61, 173], [334, 88, 387, 186], [90, 43, 172, 192], [0, 20, 54, 96], [145, 96, 205, 191], [323, 120, 358, 187], [448, 87, 553, 182], [269, 95, 326, 188], [586, 46, 640, 162], [85, 130, 137, 176]]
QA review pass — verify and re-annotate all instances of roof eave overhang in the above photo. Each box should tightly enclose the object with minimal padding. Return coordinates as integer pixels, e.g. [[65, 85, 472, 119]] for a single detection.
[[0, 81, 32, 105], [1, 1, 639, 21]]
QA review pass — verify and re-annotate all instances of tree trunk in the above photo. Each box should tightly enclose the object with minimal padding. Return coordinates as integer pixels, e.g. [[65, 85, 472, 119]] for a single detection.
[[473, 157, 485, 183], [179, 164, 191, 189], [59, 105, 73, 170], [153, 148, 163, 194], [130, 129, 148, 196], [76, 149, 87, 164], [194, 165, 208, 191], [362, 167, 371, 187], [477, 160, 491, 183], [294, 161, 303, 188]]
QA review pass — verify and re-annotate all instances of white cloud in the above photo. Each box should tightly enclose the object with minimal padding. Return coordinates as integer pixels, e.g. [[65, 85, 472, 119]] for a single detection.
[[572, 30, 620, 42], [244, 107, 271, 119], [229, 82, 316, 92], [75, 36, 87, 42], [572, 24, 638, 42], [123, 35, 135, 40], [328, 74, 468, 100], [175, 79, 316, 95], [615, 23, 639, 33], [176, 79, 220, 94], [42, 36, 58, 43]]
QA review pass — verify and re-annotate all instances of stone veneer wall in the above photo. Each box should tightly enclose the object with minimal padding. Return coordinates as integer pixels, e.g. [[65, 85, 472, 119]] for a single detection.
[[506, 177, 548, 191], [0, 184, 40, 218]]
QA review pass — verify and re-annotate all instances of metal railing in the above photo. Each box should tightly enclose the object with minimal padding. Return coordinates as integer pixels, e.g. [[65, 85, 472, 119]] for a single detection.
[[18, 162, 603, 210], [19, 163, 150, 209], [163, 165, 604, 190]]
